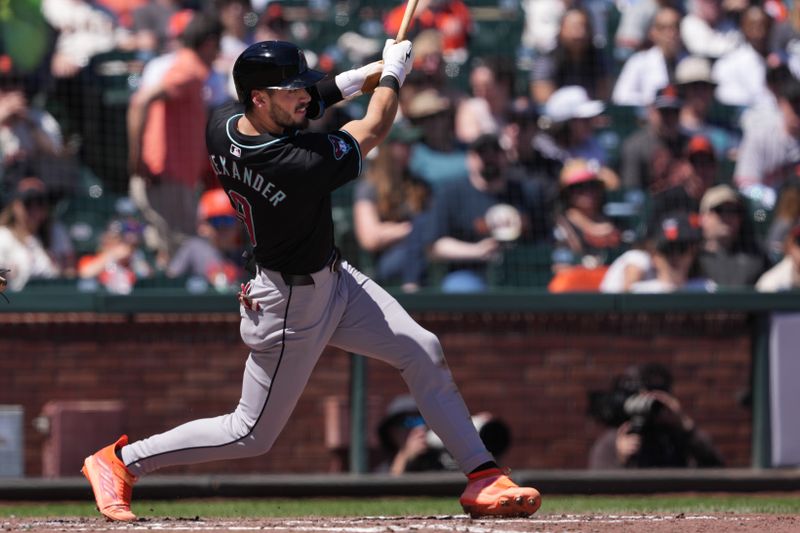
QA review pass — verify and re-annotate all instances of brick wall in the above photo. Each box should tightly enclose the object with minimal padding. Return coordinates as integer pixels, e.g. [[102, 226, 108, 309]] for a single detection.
[[0, 311, 753, 476]]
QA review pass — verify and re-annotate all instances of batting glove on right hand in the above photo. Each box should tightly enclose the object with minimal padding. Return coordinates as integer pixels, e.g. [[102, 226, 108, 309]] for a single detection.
[[381, 39, 414, 86]]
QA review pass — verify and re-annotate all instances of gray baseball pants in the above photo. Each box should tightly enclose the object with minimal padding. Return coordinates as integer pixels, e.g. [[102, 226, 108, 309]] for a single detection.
[[121, 260, 493, 476]]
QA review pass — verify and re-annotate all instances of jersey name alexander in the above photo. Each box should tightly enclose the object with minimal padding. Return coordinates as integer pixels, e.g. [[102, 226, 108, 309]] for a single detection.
[[208, 154, 287, 207]]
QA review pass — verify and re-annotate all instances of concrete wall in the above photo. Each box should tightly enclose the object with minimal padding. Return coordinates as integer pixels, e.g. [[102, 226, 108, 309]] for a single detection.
[[0, 311, 752, 476]]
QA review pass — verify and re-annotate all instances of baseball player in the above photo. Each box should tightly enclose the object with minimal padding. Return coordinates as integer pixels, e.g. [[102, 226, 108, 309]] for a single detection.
[[81, 39, 541, 521]]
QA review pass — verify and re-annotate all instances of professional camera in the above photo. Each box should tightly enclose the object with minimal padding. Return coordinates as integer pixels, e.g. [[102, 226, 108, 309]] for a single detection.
[[588, 365, 670, 434]]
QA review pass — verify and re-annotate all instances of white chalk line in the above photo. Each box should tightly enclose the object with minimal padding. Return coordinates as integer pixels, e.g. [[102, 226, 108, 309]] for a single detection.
[[1, 514, 754, 532]]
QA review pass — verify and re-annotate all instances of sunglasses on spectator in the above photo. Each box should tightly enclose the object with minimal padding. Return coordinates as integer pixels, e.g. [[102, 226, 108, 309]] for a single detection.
[[208, 215, 238, 229], [660, 242, 694, 256], [22, 196, 47, 209], [711, 204, 742, 216]]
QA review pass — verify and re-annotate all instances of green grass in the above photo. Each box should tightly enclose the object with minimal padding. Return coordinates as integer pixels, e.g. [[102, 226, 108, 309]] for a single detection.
[[2, 494, 800, 518]]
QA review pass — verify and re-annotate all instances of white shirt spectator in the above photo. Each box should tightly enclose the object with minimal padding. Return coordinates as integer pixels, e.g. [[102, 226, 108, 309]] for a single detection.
[[680, 13, 742, 59], [612, 46, 672, 106], [521, 0, 565, 54], [0, 226, 58, 291], [615, 0, 658, 53], [734, 118, 800, 194], [599, 249, 653, 292], [712, 43, 768, 107], [42, 0, 126, 70], [756, 256, 800, 292]]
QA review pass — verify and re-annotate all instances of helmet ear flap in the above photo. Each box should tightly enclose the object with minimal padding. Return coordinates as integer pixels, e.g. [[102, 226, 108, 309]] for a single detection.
[[305, 85, 324, 120]]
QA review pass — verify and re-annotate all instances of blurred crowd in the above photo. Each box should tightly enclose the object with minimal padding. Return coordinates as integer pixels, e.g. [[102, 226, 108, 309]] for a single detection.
[[3, 0, 800, 294]]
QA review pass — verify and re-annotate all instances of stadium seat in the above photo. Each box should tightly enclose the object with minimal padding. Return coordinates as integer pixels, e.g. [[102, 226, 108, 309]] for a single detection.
[[547, 265, 609, 293]]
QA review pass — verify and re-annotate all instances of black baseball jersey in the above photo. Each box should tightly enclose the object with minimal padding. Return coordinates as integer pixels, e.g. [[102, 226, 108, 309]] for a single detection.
[[206, 101, 362, 274]]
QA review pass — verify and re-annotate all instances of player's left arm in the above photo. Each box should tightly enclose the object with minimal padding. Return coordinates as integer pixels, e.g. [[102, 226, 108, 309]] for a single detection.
[[308, 61, 384, 119]]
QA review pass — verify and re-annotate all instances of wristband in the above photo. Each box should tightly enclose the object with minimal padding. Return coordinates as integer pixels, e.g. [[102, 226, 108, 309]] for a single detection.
[[378, 76, 400, 94]]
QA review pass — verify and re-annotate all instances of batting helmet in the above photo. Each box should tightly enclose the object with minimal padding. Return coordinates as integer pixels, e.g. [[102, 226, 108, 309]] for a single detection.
[[233, 41, 325, 104]]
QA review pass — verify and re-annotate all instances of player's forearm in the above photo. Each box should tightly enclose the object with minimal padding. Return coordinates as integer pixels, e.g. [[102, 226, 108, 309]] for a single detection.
[[430, 237, 486, 261]]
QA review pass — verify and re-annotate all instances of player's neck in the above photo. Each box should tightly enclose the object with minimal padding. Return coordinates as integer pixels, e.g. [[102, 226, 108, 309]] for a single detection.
[[238, 112, 284, 137]]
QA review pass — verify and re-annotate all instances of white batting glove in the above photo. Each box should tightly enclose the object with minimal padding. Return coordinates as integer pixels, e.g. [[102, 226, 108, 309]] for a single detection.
[[334, 60, 384, 99], [381, 39, 414, 86]]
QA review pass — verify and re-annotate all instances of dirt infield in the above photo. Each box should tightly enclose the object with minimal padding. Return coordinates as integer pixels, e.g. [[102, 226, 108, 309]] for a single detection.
[[3, 514, 798, 533]]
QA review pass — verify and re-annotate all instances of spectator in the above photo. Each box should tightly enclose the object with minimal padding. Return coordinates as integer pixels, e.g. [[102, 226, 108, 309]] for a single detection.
[[680, 0, 743, 60], [375, 395, 449, 475], [675, 56, 738, 161], [254, 2, 290, 42], [614, 0, 684, 61], [648, 134, 718, 228], [712, 5, 774, 107], [127, 12, 222, 268], [354, 124, 431, 291], [405, 89, 468, 190], [765, 178, 800, 261], [77, 216, 153, 295], [383, 0, 473, 62], [530, 7, 611, 105], [537, 86, 620, 189], [734, 75, 800, 210], [588, 362, 725, 468], [697, 184, 771, 287], [520, 0, 568, 59], [455, 60, 513, 145], [166, 188, 246, 291], [0, 177, 67, 291], [756, 223, 800, 291], [620, 84, 687, 193], [0, 62, 77, 198], [130, 0, 183, 58], [376, 395, 512, 475], [421, 134, 549, 293], [552, 158, 622, 271], [600, 213, 712, 293], [213, 0, 255, 107], [612, 6, 686, 107], [403, 30, 448, 98]]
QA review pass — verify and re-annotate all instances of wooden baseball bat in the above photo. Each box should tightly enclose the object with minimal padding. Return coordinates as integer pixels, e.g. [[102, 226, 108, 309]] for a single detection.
[[362, 0, 420, 93], [395, 0, 420, 41]]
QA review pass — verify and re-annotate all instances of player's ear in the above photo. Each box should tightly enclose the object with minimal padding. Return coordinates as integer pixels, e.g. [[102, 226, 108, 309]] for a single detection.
[[252, 89, 268, 108]]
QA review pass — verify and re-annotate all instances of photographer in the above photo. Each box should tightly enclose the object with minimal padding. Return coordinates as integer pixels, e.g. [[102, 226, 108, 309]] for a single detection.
[[588, 363, 724, 469], [376, 395, 511, 475]]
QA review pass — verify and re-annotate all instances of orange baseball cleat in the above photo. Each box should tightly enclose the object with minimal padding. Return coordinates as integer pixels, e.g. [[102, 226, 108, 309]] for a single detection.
[[459, 467, 542, 518], [81, 435, 138, 522]]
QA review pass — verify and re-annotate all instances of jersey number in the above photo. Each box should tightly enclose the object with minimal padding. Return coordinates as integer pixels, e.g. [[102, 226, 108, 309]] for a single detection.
[[228, 190, 257, 247]]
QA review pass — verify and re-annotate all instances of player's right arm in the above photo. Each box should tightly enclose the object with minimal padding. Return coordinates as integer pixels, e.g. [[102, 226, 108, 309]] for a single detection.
[[341, 39, 413, 155]]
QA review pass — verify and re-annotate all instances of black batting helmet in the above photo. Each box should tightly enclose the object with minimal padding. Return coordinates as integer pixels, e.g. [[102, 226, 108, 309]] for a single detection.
[[233, 41, 325, 105]]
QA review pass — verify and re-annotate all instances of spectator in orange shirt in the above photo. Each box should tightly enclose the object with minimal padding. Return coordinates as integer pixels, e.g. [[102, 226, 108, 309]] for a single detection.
[[127, 12, 223, 268], [384, 0, 472, 62]]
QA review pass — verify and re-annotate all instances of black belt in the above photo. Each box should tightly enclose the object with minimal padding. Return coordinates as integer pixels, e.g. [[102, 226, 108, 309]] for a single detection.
[[280, 273, 314, 286], [276, 248, 341, 287]]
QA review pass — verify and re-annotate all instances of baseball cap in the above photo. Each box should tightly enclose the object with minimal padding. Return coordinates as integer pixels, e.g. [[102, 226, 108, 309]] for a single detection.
[[544, 86, 604, 123], [197, 188, 236, 221], [13, 177, 48, 204], [653, 84, 682, 109], [675, 56, 715, 86], [559, 158, 602, 188], [406, 89, 451, 119], [700, 184, 741, 214], [653, 213, 701, 252], [687, 134, 714, 157], [469, 133, 502, 155], [377, 395, 423, 451]]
